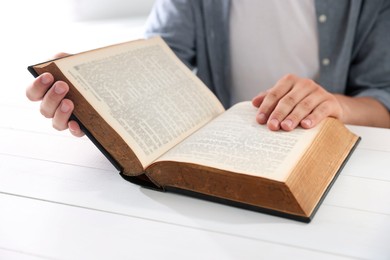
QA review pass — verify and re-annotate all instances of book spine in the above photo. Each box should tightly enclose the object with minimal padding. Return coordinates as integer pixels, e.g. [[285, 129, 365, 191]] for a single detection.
[[69, 114, 123, 172]]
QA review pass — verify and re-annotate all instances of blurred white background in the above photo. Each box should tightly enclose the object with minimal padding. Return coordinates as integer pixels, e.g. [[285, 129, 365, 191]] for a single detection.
[[0, 0, 154, 61], [0, 0, 154, 132], [70, 0, 154, 20]]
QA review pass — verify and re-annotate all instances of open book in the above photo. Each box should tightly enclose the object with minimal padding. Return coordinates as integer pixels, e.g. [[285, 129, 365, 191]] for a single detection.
[[28, 37, 360, 222]]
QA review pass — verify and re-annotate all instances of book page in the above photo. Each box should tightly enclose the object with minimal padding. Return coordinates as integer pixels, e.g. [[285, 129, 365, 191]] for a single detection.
[[56, 38, 225, 167], [156, 102, 321, 181]]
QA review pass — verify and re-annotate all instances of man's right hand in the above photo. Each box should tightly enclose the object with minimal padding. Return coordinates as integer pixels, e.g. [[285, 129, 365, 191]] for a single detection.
[[26, 53, 84, 137]]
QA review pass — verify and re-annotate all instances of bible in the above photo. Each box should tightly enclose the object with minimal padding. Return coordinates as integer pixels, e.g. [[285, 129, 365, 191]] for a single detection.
[[28, 37, 360, 222]]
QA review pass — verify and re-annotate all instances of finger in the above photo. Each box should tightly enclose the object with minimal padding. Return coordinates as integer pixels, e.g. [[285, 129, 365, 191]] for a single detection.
[[252, 92, 267, 124], [40, 81, 69, 118], [279, 89, 326, 131], [252, 92, 266, 108], [68, 120, 85, 137], [300, 103, 329, 129], [26, 73, 54, 101], [301, 99, 342, 129], [267, 79, 320, 131], [269, 86, 317, 131], [53, 52, 70, 59], [255, 74, 297, 125], [52, 99, 74, 131]]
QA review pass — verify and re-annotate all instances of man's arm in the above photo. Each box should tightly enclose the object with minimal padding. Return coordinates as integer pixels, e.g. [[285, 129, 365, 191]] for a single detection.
[[252, 74, 390, 131], [335, 94, 390, 128]]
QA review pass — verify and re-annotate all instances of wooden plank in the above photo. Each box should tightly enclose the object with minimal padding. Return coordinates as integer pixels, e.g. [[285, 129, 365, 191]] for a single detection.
[[323, 175, 390, 214], [0, 193, 352, 260], [347, 125, 390, 152], [0, 128, 114, 171], [341, 148, 390, 181], [1, 153, 389, 259], [0, 105, 57, 134], [0, 248, 47, 260], [2, 149, 390, 217]]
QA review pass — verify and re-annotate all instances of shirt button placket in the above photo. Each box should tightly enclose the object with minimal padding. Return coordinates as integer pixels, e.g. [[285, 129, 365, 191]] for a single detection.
[[318, 14, 329, 67]]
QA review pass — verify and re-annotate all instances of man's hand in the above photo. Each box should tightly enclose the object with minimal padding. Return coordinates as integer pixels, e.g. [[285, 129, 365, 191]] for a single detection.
[[26, 53, 84, 137], [252, 74, 343, 131]]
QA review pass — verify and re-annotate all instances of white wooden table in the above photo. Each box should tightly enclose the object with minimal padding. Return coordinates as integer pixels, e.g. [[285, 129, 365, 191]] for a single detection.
[[1, 118, 389, 260], [1, 5, 389, 259]]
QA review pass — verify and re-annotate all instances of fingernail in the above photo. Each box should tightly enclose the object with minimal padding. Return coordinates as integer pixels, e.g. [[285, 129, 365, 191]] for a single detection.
[[55, 84, 66, 95], [41, 74, 51, 85], [302, 119, 312, 127], [69, 124, 77, 133], [282, 119, 293, 129], [257, 113, 266, 123], [60, 102, 70, 113], [269, 118, 280, 129]]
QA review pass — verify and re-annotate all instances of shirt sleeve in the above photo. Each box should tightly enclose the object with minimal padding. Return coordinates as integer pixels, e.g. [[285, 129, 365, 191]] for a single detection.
[[347, 1, 390, 111], [143, 0, 196, 70]]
